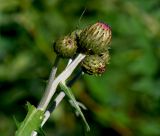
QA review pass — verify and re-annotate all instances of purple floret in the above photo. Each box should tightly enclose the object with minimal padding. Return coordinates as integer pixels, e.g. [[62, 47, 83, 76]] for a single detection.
[[97, 22, 111, 30]]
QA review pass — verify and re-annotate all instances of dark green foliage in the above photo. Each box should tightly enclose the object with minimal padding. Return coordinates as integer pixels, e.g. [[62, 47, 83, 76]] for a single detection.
[[0, 0, 160, 136]]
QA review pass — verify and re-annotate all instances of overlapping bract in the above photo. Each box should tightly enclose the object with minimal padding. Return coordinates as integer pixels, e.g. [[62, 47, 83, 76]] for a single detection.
[[53, 22, 112, 75], [79, 22, 112, 55]]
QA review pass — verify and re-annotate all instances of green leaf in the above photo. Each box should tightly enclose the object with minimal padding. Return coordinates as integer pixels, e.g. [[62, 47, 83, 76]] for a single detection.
[[15, 102, 45, 136], [59, 82, 90, 131], [13, 116, 20, 129]]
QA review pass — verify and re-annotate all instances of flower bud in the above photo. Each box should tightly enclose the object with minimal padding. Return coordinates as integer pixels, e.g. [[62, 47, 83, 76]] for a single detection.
[[79, 22, 112, 55], [100, 50, 110, 65], [81, 55, 106, 75], [71, 29, 82, 39], [54, 35, 77, 58]]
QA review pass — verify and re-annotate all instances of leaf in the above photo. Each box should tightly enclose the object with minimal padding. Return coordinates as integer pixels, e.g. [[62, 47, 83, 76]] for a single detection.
[[13, 116, 20, 129], [15, 102, 45, 136], [59, 82, 90, 131]]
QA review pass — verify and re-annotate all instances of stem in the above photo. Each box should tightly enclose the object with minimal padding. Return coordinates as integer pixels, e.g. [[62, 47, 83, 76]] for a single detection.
[[33, 68, 84, 136], [32, 54, 85, 136], [37, 53, 85, 111], [32, 56, 60, 136], [46, 56, 60, 92], [31, 92, 65, 136], [49, 56, 60, 80], [42, 91, 66, 125]]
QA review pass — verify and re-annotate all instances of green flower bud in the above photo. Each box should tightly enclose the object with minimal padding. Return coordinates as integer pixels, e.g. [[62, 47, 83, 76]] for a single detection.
[[54, 35, 77, 58], [79, 22, 112, 55], [100, 50, 110, 65], [81, 55, 106, 75], [71, 29, 82, 39]]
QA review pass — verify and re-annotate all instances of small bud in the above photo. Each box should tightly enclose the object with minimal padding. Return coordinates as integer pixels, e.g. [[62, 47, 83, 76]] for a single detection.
[[79, 22, 112, 55], [81, 55, 106, 75], [54, 35, 77, 58], [100, 50, 110, 65], [71, 29, 82, 39]]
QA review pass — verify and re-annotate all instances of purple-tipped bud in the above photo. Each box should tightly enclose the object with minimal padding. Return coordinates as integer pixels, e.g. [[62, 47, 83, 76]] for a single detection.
[[81, 55, 106, 75], [100, 50, 110, 65], [79, 22, 112, 55]]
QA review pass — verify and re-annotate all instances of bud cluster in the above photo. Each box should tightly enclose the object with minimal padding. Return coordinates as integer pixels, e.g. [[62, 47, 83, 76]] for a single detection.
[[53, 22, 112, 75]]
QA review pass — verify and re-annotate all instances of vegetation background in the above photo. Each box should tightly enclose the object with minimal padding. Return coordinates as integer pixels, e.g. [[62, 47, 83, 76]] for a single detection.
[[0, 0, 160, 136]]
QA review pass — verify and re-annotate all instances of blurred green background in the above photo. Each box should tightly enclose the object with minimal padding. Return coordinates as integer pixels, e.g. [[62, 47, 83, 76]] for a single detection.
[[0, 0, 160, 136]]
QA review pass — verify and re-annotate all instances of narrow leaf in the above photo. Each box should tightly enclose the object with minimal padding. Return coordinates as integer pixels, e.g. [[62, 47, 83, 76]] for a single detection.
[[60, 82, 90, 131]]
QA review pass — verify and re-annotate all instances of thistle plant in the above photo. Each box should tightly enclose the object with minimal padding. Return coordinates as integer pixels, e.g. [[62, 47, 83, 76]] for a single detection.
[[15, 22, 112, 136]]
